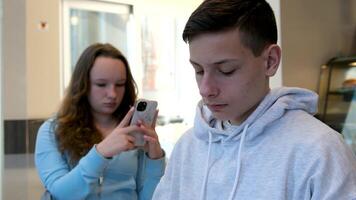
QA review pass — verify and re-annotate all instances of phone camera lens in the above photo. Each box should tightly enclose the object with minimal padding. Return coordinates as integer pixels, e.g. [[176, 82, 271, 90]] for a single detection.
[[137, 101, 147, 111]]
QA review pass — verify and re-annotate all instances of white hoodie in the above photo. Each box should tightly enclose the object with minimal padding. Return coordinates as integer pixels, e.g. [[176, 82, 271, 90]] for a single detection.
[[153, 87, 356, 200]]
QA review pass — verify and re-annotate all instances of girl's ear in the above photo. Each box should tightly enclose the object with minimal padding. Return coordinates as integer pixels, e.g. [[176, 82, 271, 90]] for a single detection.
[[264, 44, 281, 77]]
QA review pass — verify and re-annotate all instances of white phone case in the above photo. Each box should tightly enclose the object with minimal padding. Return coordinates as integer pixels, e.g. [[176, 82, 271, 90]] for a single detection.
[[129, 99, 158, 146]]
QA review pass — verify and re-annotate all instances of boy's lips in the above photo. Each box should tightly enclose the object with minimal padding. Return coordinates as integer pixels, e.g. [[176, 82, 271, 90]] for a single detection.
[[206, 103, 227, 111]]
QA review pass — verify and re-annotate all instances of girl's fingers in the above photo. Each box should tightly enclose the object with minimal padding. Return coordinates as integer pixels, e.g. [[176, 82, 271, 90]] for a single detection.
[[136, 109, 158, 128], [114, 125, 143, 136], [126, 135, 136, 143], [152, 110, 159, 128], [117, 107, 135, 128], [120, 135, 136, 152], [138, 124, 158, 138], [144, 135, 158, 143]]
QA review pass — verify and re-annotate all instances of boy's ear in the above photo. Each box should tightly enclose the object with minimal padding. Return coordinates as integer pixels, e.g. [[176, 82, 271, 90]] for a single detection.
[[264, 44, 281, 77]]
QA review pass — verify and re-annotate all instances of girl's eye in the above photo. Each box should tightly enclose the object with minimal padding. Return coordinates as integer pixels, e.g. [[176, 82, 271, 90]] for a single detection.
[[116, 83, 125, 87], [96, 83, 106, 87]]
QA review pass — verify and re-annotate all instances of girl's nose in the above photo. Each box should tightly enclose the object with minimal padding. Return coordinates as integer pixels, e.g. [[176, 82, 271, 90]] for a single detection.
[[107, 85, 117, 98]]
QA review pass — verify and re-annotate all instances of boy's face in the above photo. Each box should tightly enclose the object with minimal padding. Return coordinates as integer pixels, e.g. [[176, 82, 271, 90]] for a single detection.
[[189, 28, 276, 125]]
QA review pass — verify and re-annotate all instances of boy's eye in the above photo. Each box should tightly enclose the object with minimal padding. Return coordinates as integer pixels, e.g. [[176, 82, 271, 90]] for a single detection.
[[193, 67, 204, 75], [191, 64, 204, 75], [195, 70, 204, 75], [220, 69, 235, 75]]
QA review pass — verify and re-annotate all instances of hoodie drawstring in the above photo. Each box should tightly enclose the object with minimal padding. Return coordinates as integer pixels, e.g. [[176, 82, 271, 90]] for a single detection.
[[227, 124, 249, 200], [199, 131, 212, 200], [199, 124, 249, 200]]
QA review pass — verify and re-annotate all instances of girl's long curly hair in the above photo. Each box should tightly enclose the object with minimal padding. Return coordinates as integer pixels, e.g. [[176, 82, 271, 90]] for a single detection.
[[56, 43, 137, 164]]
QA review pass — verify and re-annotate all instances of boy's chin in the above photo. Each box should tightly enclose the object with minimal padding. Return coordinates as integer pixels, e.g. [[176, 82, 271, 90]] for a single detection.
[[212, 113, 230, 121]]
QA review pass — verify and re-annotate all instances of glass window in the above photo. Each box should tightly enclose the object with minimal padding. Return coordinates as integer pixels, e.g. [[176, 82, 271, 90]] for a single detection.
[[140, 16, 200, 157], [62, 0, 132, 90], [62, 1, 200, 157]]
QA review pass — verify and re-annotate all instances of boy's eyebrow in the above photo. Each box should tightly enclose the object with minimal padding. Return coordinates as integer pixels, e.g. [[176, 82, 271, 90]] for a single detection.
[[189, 59, 200, 66], [189, 58, 240, 66], [213, 59, 240, 65]]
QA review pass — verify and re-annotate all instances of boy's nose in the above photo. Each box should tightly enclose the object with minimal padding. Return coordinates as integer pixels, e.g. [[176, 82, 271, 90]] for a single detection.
[[199, 75, 218, 98]]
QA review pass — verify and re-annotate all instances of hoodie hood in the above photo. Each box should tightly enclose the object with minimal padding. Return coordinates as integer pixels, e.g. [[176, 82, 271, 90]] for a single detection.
[[195, 87, 319, 199], [194, 87, 318, 143], [153, 86, 356, 200]]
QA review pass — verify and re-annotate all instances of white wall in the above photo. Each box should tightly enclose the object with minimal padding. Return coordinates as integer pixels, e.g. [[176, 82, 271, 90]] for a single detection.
[[3, 0, 61, 120], [281, 0, 356, 91], [3, 0, 27, 119], [0, 0, 3, 199], [267, 0, 282, 88], [26, 0, 61, 119]]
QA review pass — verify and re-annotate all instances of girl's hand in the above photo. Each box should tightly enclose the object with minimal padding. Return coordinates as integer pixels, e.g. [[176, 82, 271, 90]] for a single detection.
[[96, 108, 164, 159], [96, 107, 142, 158], [139, 110, 164, 159]]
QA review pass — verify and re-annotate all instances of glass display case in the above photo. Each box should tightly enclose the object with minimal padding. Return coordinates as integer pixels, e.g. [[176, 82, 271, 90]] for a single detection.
[[317, 56, 356, 154]]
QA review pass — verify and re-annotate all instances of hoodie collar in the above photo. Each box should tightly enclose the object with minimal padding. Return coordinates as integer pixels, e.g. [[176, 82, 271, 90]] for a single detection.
[[195, 87, 318, 200], [193, 87, 318, 143]]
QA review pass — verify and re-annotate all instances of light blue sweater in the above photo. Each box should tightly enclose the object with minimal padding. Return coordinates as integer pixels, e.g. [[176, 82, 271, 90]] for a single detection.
[[35, 119, 165, 200], [153, 87, 356, 200]]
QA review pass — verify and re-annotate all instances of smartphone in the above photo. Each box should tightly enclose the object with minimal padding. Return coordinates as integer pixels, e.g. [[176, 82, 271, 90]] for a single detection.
[[129, 99, 158, 146]]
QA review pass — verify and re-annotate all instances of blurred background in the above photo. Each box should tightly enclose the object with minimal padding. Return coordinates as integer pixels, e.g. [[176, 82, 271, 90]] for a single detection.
[[0, 0, 356, 199]]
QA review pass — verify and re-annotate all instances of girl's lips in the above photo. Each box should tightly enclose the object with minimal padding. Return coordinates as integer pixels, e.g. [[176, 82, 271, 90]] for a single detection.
[[104, 103, 117, 108]]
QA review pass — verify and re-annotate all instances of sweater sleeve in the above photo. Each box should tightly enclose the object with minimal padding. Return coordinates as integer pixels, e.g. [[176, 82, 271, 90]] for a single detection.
[[306, 131, 356, 200], [151, 133, 188, 200], [34, 119, 111, 200], [151, 153, 176, 200], [136, 149, 166, 200]]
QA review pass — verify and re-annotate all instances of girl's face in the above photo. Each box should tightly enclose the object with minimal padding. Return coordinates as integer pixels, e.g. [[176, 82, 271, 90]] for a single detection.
[[88, 56, 127, 119]]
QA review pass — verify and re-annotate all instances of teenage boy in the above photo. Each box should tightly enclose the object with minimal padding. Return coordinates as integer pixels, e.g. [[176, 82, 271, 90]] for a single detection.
[[153, 0, 356, 199]]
